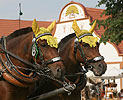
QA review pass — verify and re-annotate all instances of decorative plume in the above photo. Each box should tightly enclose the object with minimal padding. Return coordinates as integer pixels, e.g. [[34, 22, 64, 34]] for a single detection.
[[89, 20, 97, 33], [47, 20, 56, 33], [72, 19, 98, 47], [32, 19, 58, 48], [72, 20, 81, 36], [32, 19, 40, 35]]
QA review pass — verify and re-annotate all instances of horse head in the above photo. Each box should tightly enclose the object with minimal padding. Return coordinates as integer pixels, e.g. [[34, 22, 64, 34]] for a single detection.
[[72, 20, 107, 76], [31, 19, 65, 79]]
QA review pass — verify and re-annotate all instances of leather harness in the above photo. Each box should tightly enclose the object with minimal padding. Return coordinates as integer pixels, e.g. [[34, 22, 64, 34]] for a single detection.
[[0, 33, 63, 87]]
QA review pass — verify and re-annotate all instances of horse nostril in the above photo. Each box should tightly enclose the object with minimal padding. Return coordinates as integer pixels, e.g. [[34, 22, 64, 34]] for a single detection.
[[57, 68, 62, 73], [87, 65, 93, 70], [98, 63, 103, 68], [55, 67, 62, 78]]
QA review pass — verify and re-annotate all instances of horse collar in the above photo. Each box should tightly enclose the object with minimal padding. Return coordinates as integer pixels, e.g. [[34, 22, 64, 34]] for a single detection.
[[0, 36, 39, 87]]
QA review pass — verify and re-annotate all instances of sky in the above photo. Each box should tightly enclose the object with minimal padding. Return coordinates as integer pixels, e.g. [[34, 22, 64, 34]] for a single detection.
[[0, 0, 105, 21]]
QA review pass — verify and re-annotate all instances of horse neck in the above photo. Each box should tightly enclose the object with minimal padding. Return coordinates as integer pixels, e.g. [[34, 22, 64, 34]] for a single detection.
[[59, 38, 80, 73], [6, 32, 33, 70]]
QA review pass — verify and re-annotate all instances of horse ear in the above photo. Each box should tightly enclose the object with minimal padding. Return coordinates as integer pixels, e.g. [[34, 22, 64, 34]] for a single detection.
[[89, 20, 97, 33], [72, 20, 81, 34], [47, 20, 56, 33], [32, 19, 40, 35]]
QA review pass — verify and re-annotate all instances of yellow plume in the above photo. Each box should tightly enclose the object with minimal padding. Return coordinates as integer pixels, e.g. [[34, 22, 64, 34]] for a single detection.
[[89, 20, 97, 33], [32, 19, 58, 48], [32, 19, 40, 35], [72, 20, 81, 36], [72, 20, 98, 47], [47, 20, 56, 33]]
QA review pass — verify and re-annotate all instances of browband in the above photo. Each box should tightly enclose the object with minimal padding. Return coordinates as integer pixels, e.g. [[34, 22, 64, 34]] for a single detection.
[[78, 33, 92, 40], [32, 33, 52, 42]]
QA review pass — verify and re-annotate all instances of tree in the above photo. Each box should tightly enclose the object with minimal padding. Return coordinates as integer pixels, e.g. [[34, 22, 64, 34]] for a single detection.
[[96, 0, 123, 45]]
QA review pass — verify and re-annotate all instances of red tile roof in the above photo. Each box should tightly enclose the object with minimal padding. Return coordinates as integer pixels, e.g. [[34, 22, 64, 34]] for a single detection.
[[117, 41, 123, 55], [0, 6, 123, 55], [0, 19, 51, 37], [86, 7, 108, 35], [85, 7, 123, 56]]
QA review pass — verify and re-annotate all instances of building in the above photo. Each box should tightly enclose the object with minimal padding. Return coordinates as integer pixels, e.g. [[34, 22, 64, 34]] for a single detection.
[[0, 1, 123, 92], [54, 1, 123, 92]]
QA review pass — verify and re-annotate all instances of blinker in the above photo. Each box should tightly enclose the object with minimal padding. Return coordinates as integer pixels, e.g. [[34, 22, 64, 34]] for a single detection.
[[93, 56, 104, 62], [32, 43, 38, 59], [87, 56, 104, 63], [52, 57, 61, 62]]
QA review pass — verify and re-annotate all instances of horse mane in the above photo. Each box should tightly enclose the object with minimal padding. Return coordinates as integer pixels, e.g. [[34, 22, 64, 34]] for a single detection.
[[58, 33, 76, 49], [7, 27, 32, 40]]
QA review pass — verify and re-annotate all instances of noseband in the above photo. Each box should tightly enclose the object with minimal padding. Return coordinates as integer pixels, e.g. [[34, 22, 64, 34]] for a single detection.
[[74, 33, 104, 72]]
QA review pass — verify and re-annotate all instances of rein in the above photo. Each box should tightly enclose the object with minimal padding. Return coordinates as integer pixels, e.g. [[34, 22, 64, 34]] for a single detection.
[[0, 36, 40, 87]]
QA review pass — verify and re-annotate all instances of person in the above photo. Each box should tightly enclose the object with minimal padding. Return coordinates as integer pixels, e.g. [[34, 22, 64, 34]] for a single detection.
[[118, 89, 123, 99], [85, 86, 90, 100], [113, 89, 118, 98]]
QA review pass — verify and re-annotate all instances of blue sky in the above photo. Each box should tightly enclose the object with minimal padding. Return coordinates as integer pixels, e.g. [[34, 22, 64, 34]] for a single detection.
[[0, 0, 105, 21]]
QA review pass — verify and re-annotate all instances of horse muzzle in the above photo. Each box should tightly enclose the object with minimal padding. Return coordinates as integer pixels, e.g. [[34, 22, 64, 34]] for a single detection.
[[89, 61, 107, 76], [85, 56, 107, 76]]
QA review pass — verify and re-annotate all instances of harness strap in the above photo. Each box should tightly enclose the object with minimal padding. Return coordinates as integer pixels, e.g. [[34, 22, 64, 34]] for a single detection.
[[0, 37, 39, 87], [74, 33, 93, 63], [45, 57, 63, 65], [38, 47, 45, 66], [74, 39, 87, 63], [0, 43, 40, 70], [0, 55, 28, 87]]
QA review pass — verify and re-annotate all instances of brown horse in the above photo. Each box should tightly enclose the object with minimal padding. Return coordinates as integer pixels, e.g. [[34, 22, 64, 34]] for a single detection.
[[55, 20, 107, 100], [0, 20, 65, 100], [27, 20, 107, 100]]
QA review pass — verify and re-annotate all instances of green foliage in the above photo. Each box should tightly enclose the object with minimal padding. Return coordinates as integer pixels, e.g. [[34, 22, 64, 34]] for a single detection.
[[96, 0, 123, 45]]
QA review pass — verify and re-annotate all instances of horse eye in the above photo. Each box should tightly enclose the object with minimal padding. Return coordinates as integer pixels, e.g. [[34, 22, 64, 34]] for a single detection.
[[41, 43, 47, 47], [82, 43, 88, 47]]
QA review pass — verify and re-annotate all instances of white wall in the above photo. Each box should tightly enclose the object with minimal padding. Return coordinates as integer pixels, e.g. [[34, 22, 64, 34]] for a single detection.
[[55, 19, 96, 42], [99, 43, 122, 62]]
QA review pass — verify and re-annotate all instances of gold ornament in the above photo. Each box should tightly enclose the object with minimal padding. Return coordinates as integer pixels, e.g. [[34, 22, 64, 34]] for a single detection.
[[66, 5, 79, 16]]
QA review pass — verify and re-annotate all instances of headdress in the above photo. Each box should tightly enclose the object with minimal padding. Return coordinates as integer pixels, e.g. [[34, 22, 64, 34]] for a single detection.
[[72, 20, 98, 47], [32, 19, 58, 48]]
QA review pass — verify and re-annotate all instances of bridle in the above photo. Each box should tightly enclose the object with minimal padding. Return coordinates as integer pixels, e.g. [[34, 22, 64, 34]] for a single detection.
[[74, 33, 104, 72], [32, 33, 63, 74], [63, 33, 104, 89]]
